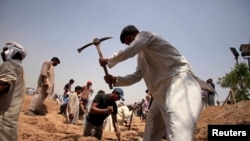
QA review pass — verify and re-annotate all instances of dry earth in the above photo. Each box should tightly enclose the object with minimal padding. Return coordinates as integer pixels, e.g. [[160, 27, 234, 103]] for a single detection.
[[18, 94, 250, 141]]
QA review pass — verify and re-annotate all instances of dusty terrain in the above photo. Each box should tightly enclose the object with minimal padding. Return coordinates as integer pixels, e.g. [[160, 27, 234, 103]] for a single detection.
[[18, 94, 250, 141]]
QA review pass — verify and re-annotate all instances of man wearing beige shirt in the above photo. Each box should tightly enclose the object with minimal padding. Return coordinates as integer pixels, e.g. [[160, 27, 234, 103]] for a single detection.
[[0, 42, 27, 141], [25, 57, 60, 116]]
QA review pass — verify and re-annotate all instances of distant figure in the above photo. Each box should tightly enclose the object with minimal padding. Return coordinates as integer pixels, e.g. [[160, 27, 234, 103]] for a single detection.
[[83, 88, 124, 140], [79, 80, 93, 117], [207, 78, 215, 106], [63, 79, 75, 100], [137, 99, 145, 120], [117, 102, 132, 126], [53, 94, 61, 105], [146, 89, 153, 109], [141, 94, 151, 122], [65, 86, 83, 125], [201, 89, 209, 109], [25, 57, 60, 116], [216, 100, 220, 106], [58, 94, 70, 115], [0, 42, 27, 141], [29, 88, 35, 95], [27, 88, 35, 95]]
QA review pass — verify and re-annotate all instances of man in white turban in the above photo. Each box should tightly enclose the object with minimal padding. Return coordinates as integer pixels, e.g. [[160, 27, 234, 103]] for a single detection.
[[0, 42, 27, 141]]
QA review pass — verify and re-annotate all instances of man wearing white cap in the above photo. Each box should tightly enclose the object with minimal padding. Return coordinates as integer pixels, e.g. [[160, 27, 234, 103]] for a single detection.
[[0, 42, 27, 141], [83, 87, 124, 140]]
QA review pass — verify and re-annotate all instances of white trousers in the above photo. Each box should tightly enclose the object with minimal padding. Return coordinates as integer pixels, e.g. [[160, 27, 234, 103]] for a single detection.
[[143, 73, 202, 141], [103, 115, 114, 131]]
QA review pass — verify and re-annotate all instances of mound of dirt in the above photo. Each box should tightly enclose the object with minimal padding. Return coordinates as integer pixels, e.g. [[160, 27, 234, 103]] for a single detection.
[[18, 94, 250, 141]]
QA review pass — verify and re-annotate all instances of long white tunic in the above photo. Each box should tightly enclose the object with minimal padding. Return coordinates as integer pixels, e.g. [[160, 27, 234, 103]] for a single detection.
[[117, 106, 132, 125], [107, 31, 206, 141], [66, 92, 79, 124]]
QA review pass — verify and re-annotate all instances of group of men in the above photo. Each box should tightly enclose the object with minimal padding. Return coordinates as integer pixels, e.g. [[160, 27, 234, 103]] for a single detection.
[[134, 90, 152, 122], [58, 79, 94, 124], [0, 24, 216, 141]]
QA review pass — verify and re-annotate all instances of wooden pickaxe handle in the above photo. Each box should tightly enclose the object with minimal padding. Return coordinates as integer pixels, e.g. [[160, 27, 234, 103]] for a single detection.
[[95, 43, 113, 89], [128, 109, 134, 130]]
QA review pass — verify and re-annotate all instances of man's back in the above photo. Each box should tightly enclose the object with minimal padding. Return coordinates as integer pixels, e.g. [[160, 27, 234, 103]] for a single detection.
[[0, 61, 25, 114], [118, 105, 130, 118]]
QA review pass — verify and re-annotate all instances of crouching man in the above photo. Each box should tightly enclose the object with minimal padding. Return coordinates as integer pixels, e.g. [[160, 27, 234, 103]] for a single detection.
[[83, 88, 124, 140]]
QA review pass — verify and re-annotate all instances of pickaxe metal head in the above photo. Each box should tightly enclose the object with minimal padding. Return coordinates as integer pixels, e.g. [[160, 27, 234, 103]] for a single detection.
[[77, 36, 114, 89], [77, 37, 112, 53]]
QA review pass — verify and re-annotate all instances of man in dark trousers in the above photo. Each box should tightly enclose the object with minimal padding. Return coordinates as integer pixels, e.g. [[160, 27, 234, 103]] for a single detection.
[[207, 78, 216, 106], [83, 88, 124, 140]]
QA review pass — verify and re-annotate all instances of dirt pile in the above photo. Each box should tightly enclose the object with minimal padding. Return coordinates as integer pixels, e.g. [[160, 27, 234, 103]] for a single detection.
[[18, 94, 250, 141]]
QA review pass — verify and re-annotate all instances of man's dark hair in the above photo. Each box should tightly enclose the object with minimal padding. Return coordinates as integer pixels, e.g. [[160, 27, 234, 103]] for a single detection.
[[206, 78, 213, 83], [70, 79, 74, 83], [75, 86, 83, 91], [127, 105, 133, 111], [51, 57, 60, 64], [97, 90, 105, 95], [120, 25, 139, 44]]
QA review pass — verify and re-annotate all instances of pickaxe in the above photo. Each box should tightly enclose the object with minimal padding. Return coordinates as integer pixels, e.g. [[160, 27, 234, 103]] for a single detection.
[[77, 37, 113, 89], [127, 107, 135, 130]]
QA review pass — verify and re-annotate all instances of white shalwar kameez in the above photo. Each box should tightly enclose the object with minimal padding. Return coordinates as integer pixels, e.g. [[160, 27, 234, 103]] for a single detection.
[[107, 31, 212, 141], [117, 105, 132, 125], [66, 92, 79, 124]]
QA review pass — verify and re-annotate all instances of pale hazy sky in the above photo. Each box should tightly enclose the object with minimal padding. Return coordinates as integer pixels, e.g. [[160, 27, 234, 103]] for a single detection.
[[1, 0, 250, 104]]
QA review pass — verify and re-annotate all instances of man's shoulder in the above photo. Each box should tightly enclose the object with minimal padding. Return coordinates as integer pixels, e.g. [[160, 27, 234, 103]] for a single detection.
[[139, 31, 154, 37], [93, 94, 108, 102], [42, 61, 52, 66], [43, 60, 51, 63], [1, 61, 20, 67], [64, 83, 70, 87], [0, 61, 22, 71], [0, 62, 11, 68], [94, 94, 106, 99], [69, 92, 78, 97]]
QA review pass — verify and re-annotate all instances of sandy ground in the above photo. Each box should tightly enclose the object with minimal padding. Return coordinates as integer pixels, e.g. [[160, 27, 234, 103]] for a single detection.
[[17, 94, 250, 141]]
